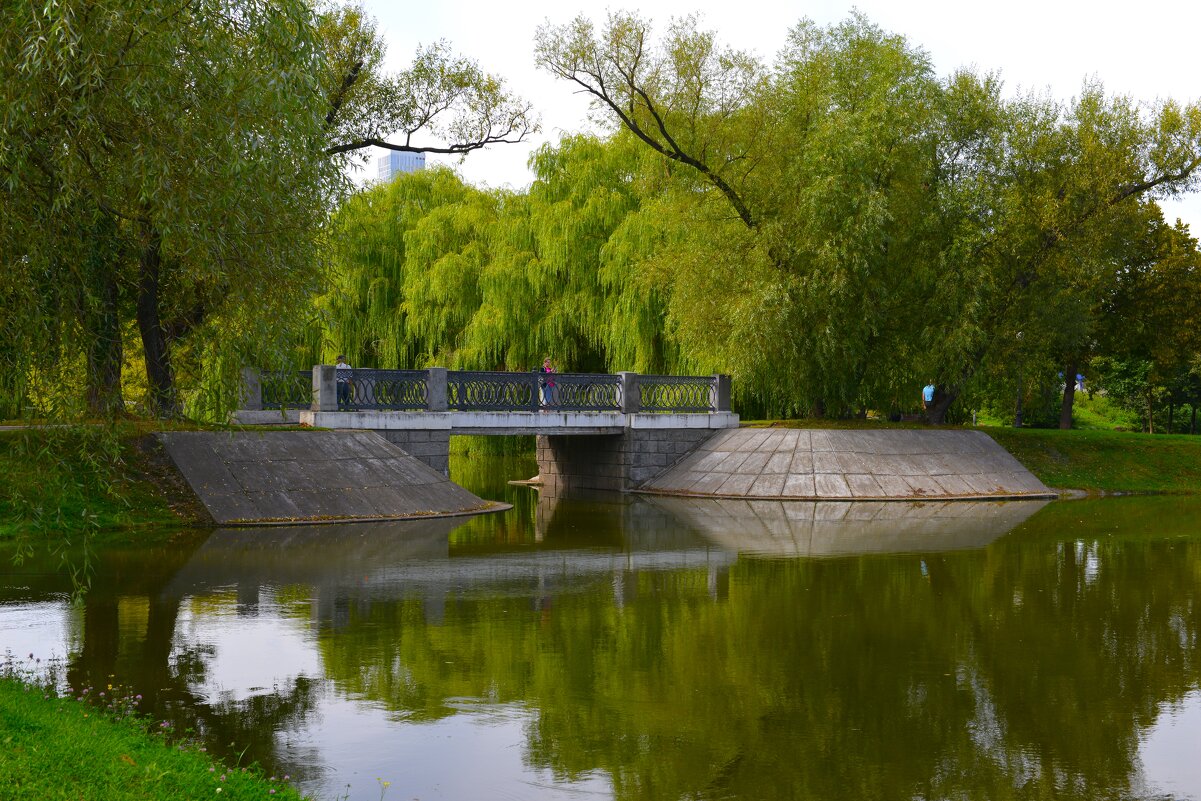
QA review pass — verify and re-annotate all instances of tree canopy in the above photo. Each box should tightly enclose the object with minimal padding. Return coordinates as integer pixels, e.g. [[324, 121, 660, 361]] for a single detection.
[[0, 0, 536, 420]]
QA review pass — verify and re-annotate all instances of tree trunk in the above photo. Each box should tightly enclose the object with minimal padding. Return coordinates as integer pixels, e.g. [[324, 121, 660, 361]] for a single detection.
[[1058, 361, 1077, 430], [84, 270, 123, 417], [1146, 388, 1154, 434], [1169, 402, 1175, 434], [1192, 404, 1197, 435], [926, 386, 957, 425], [136, 227, 179, 418]]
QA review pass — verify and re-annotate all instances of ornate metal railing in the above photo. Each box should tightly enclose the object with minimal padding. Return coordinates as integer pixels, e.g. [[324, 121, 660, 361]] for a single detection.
[[277, 365, 728, 414], [541, 372, 622, 412], [340, 369, 428, 411], [448, 370, 538, 411], [261, 371, 311, 410], [637, 374, 716, 413]]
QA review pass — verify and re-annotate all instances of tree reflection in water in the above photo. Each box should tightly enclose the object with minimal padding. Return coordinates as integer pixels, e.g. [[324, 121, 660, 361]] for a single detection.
[[4, 491, 1201, 800]]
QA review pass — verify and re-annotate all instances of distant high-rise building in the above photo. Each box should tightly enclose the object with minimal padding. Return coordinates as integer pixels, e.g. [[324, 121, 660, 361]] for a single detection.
[[377, 150, 426, 181]]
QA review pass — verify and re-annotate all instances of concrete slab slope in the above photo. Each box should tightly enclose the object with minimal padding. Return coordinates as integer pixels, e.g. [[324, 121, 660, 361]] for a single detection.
[[639, 427, 1055, 501], [157, 431, 500, 525]]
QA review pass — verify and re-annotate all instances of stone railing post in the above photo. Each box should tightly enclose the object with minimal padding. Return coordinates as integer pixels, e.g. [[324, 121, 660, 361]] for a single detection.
[[713, 374, 731, 412], [240, 367, 262, 411], [426, 367, 448, 412], [312, 365, 336, 412], [619, 372, 641, 413]]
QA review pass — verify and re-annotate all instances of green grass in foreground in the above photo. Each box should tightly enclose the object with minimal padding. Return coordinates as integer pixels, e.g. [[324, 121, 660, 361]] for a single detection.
[[0, 675, 304, 801], [981, 426, 1201, 493]]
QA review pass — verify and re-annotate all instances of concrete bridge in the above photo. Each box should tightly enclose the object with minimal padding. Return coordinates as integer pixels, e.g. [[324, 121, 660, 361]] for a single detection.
[[238, 366, 739, 490], [235, 367, 1055, 502]]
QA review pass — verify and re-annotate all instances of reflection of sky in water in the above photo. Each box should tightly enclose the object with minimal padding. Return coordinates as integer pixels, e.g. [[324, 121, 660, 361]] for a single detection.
[[174, 588, 319, 703], [168, 588, 611, 801], [1142, 691, 1201, 799], [0, 601, 72, 666], [298, 699, 612, 801]]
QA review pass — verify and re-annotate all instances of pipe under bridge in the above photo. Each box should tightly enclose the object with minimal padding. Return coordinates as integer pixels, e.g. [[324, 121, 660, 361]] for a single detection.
[[238, 367, 739, 490]]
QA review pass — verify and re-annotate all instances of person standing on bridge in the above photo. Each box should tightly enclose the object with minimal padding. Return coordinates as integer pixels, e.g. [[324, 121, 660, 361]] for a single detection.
[[539, 358, 556, 408], [336, 355, 353, 408]]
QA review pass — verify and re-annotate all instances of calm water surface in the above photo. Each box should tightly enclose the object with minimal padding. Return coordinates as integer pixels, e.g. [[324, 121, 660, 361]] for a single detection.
[[3, 453, 1201, 801]]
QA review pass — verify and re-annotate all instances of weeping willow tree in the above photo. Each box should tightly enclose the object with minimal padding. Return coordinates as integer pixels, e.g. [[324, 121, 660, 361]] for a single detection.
[[321, 134, 686, 374], [319, 11, 1201, 420]]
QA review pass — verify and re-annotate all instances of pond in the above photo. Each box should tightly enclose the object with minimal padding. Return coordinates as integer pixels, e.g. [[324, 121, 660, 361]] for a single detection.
[[3, 452, 1201, 801]]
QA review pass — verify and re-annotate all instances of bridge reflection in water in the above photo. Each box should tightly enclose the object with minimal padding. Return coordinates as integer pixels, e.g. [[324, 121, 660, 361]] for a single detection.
[[164, 493, 1049, 626], [640, 495, 1049, 557]]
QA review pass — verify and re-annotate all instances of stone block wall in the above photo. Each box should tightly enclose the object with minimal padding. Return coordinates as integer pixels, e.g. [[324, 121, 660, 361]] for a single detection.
[[537, 428, 715, 492], [626, 428, 717, 486], [379, 430, 451, 475]]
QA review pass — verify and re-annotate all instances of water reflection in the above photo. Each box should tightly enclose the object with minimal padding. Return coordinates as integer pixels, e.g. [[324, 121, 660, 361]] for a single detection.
[[3, 478, 1201, 800], [644, 495, 1050, 556]]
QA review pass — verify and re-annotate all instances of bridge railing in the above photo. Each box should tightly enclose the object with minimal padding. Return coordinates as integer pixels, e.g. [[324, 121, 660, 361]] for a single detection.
[[632, 374, 718, 413], [448, 370, 537, 411], [274, 366, 731, 414], [261, 370, 312, 410], [339, 368, 428, 411], [538, 372, 623, 412]]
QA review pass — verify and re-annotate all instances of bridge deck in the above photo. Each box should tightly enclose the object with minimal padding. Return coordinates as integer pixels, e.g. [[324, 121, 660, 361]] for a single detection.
[[300, 410, 740, 435]]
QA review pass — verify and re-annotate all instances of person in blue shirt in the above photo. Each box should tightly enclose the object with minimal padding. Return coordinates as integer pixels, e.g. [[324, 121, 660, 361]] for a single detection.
[[922, 381, 936, 411]]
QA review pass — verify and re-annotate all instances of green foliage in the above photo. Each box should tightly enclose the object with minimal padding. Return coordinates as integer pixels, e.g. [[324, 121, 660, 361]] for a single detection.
[[0, 0, 341, 420], [0, 428, 199, 546], [0, 1, 536, 422], [527, 11, 1201, 420]]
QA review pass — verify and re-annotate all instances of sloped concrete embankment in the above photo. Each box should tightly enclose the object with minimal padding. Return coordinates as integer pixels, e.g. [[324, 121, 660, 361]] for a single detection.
[[639, 428, 1055, 501], [157, 431, 503, 525]]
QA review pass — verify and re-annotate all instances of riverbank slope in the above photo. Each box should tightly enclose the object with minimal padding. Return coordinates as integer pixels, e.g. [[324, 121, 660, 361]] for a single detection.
[[4, 424, 1201, 541]]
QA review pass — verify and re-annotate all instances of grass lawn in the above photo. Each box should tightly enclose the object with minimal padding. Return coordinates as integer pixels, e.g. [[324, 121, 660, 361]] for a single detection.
[[979, 426, 1201, 493], [0, 675, 304, 800]]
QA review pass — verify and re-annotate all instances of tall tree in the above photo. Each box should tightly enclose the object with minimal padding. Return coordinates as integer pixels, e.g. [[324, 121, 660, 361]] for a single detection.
[[1, 1, 537, 419], [536, 12, 1201, 422]]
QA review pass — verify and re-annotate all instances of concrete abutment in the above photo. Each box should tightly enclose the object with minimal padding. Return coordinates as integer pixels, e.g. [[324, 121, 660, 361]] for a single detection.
[[536, 428, 717, 493]]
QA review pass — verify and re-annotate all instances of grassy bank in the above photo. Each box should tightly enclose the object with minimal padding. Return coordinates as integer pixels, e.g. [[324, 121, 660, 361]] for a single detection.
[[983, 426, 1201, 494], [0, 673, 303, 800], [0, 425, 208, 541]]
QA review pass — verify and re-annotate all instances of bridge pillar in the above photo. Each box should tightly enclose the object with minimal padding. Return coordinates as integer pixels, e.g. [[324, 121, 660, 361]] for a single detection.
[[312, 365, 336, 412], [536, 427, 717, 493], [714, 374, 731, 412], [240, 368, 262, 412], [376, 430, 451, 476]]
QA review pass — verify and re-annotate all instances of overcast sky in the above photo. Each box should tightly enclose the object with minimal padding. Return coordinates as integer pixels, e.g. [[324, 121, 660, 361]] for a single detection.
[[359, 0, 1200, 231]]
